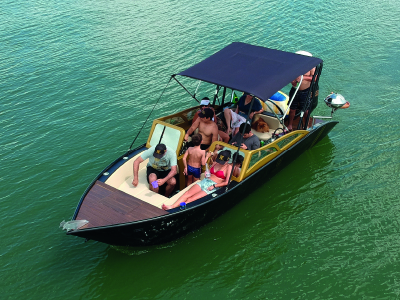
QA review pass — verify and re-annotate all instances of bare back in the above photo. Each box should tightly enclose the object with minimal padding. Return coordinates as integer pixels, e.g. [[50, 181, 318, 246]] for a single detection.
[[187, 146, 205, 168]]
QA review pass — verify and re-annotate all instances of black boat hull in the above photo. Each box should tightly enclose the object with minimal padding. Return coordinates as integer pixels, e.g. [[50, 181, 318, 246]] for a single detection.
[[68, 121, 338, 246]]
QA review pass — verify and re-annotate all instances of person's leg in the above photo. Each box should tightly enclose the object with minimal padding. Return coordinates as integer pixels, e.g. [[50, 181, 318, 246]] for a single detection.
[[186, 190, 207, 204], [224, 108, 233, 135], [187, 175, 194, 186], [162, 183, 202, 210], [287, 109, 296, 131], [218, 130, 230, 143], [164, 176, 176, 197], [148, 172, 159, 193]]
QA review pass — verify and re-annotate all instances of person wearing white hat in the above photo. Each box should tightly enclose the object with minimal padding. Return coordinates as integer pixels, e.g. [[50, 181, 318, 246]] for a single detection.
[[192, 97, 230, 143], [287, 50, 317, 131]]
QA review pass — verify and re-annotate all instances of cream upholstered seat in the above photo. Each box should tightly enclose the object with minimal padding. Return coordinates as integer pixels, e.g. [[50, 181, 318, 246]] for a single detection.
[[105, 151, 206, 209], [251, 114, 283, 141]]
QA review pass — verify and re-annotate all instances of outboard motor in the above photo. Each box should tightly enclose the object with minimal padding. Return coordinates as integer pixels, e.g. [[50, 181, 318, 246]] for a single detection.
[[324, 93, 350, 116]]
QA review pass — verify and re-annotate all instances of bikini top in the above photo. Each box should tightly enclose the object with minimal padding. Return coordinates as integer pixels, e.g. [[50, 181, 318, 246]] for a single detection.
[[210, 166, 226, 180]]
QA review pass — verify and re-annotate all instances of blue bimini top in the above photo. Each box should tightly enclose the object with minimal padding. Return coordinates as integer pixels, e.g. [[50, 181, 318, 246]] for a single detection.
[[176, 42, 323, 102]]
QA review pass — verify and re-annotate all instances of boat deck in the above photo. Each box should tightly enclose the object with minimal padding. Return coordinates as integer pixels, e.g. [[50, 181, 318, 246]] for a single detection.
[[75, 181, 168, 229]]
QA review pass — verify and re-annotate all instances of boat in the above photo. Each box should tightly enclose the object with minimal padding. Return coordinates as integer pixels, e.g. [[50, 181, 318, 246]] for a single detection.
[[61, 42, 349, 246]]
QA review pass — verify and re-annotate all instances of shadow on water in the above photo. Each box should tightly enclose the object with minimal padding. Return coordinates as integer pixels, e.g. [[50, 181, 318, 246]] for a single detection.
[[75, 136, 338, 299]]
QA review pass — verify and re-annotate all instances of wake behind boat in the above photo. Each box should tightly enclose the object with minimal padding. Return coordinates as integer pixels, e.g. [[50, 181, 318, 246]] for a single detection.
[[61, 42, 349, 246]]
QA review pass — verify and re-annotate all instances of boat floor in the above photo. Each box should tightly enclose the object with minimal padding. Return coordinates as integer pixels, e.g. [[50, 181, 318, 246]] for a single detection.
[[76, 181, 168, 229]]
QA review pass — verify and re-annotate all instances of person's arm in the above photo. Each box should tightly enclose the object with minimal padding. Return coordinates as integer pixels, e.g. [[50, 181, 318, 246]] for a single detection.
[[304, 68, 316, 82], [183, 150, 189, 175], [192, 111, 200, 124], [132, 156, 144, 186], [249, 100, 264, 119], [211, 125, 219, 146], [157, 165, 177, 186], [185, 118, 200, 140], [211, 108, 218, 124], [233, 165, 240, 177]]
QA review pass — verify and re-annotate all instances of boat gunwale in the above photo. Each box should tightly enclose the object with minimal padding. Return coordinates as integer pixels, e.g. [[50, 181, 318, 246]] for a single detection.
[[69, 120, 338, 234]]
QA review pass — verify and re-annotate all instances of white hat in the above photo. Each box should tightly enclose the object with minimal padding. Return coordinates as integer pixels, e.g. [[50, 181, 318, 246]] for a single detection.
[[296, 50, 313, 57], [200, 99, 210, 106]]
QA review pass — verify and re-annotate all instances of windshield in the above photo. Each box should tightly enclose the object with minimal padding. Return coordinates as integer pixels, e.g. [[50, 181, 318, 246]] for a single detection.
[[149, 123, 182, 152]]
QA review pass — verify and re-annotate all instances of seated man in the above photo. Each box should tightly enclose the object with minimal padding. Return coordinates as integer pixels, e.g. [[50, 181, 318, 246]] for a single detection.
[[224, 93, 264, 135], [229, 123, 260, 150], [192, 97, 229, 143], [132, 143, 177, 197], [185, 107, 218, 151]]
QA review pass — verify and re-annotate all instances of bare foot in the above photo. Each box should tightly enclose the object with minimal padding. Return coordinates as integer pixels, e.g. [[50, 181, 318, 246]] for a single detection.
[[287, 125, 293, 132], [162, 204, 172, 210]]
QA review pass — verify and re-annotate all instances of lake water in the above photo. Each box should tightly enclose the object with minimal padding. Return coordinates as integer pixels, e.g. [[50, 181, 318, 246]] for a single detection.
[[1, 0, 400, 298]]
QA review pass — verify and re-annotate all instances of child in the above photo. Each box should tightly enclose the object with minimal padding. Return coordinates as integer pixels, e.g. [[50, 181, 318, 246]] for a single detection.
[[183, 133, 212, 186]]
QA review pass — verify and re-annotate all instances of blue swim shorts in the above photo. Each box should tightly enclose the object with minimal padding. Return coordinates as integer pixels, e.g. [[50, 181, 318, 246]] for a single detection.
[[187, 165, 201, 179]]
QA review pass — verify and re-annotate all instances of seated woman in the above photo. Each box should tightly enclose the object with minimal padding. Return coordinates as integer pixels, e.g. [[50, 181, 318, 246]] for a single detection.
[[231, 152, 244, 177], [224, 93, 264, 135], [162, 150, 232, 210]]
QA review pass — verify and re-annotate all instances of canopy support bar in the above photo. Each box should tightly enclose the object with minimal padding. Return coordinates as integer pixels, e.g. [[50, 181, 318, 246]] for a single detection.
[[172, 75, 199, 103], [129, 76, 173, 150]]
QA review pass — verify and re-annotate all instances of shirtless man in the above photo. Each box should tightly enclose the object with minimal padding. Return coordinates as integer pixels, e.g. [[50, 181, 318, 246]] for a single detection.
[[287, 50, 316, 131], [192, 97, 229, 143], [184, 107, 218, 151]]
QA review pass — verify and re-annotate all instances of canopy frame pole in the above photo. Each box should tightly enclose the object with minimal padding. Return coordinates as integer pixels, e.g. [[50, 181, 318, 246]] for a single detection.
[[283, 75, 303, 119], [193, 80, 202, 99], [221, 87, 227, 107], [172, 75, 199, 103], [212, 85, 221, 106], [225, 96, 255, 191], [128, 76, 173, 150], [297, 63, 323, 130]]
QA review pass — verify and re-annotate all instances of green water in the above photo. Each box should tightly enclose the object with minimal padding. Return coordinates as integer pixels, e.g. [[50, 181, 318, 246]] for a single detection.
[[1, 0, 399, 298]]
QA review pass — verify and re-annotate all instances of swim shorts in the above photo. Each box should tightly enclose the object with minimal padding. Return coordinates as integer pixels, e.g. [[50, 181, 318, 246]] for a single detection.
[[187, 165, 201, 179], [196, 178, 219, 195], [289, 87, 311, 110]]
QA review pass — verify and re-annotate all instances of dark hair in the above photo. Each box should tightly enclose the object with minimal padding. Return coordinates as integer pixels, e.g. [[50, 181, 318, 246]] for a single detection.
[[239, 123, 251, 134], [232, 153, 244, 166], [191, 133, 202, 146]]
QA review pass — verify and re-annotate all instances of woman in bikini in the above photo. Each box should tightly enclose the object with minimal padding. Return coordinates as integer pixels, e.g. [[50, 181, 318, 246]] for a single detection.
[[162, 150, 232, 210]]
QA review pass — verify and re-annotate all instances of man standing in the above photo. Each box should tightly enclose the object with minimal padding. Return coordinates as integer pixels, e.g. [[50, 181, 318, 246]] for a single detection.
[[287, 50, 316, 131], [229, 123, 260, 150], [185, 107, 219, 151], [132, 143, 177, 197]]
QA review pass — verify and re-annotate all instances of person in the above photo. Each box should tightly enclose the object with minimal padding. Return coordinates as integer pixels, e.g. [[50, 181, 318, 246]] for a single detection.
[[132, 143, 177, 197], [185, 107, 218, 151], [162, 150, 232, 210], [224, 93, 264, 135], [183, 133, 212, 186], [229, 123, 260, 150], [287, 50, 317, 131], [231, 152, 244, 177], [192, 97, 230, 143]]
